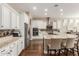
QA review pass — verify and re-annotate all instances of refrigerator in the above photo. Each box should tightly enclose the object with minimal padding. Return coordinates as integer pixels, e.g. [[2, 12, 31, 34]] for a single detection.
[[24, 23, 30, 48]]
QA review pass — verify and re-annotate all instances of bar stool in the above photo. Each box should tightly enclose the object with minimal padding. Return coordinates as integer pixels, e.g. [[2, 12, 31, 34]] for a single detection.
[[47, 39, 62, 56], [65, 38, 75, 56], [61, 39, 67, 55]]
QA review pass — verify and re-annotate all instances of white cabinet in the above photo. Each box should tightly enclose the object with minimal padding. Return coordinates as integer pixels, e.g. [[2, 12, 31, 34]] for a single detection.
[[32, 20, 47, 29], [11, 12, 17, 29], [0, 37, 25, 56], [1, 5, 11, 29], [0, 41, 18, 56], [19, 12, 29, 27], [0, 40, 19, 56], [24, 13, 29, 24], [0, 4, 2, 28], [17, 39, 22, 55], [68, 19, 75, 31], [0, 46, 10, 56], [9, 41, 18, 56], [57, 20, 62, 29], [10, 10, 20, 29], [0, 4, 20, 29], [0, 5, 11, 29], [21, 38, 24, 50], [16, 13, 20, 29], [17, 38, 24, 55], [11, 11, 20, 29], [53, 20, 57, 29]]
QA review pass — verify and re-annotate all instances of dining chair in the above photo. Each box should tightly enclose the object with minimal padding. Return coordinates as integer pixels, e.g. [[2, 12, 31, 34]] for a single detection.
[[47, 39, 62, 56], [65, 38, 75, 56]]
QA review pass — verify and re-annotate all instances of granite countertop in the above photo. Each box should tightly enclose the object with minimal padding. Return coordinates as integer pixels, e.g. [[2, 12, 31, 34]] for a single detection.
[[44, 34, 77, 39], [0, 36, 20, 48]]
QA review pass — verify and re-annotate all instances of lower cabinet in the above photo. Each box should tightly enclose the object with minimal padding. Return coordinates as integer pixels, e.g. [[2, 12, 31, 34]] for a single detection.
[[17, 38, 24, 55], [0, 38, 24, 56], [17, 39, 22, 55], [0, 45, 11, 56], [9, 41, 18, 56]]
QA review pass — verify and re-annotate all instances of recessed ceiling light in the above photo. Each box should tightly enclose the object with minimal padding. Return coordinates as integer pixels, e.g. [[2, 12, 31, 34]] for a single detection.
[[60, 9, 63, 12], [45, 9, 48, 11], [33, 6, 37, 10], [45, 13, 47, 15], [60, 13, 63, 15]]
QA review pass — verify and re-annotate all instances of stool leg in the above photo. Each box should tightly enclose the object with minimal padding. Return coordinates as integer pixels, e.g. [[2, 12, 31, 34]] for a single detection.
[[55, 50, 56, 56], [58, 49, 60, 56], [66, 49, 68, 56], [47, 49, 49, 55], [77, 46, 78, 55], [72, 48, 74, 56]]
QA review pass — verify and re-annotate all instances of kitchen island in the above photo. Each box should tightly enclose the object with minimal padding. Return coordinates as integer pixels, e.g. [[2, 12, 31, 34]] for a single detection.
[[43, 33, 78, 54]]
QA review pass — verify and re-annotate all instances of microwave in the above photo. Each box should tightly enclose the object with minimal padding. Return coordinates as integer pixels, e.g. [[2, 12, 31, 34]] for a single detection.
[[12, 32, 21, 37]]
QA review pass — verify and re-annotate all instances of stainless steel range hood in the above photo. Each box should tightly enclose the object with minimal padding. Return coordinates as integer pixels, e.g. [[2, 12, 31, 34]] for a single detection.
[[46, 17, 53, 34], [47, 17, 50, 25], [47, 17, 52, 26], [46, 17, 52, 30]]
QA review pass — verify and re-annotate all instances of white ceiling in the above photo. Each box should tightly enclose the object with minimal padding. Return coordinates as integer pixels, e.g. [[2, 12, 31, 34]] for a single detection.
[[9, 3, 79, 18]]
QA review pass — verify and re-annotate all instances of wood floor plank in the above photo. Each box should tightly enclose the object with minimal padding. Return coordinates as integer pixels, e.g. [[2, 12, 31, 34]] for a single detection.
[[20, 39, 43, 56]]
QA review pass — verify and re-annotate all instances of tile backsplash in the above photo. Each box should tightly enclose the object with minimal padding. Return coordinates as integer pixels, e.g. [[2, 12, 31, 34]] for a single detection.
[[0, 30, 12, 37], [0, 29, 20, 37]]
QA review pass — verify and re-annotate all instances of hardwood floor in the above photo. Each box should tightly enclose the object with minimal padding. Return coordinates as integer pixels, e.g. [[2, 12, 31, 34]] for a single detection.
[[20, 39, 43, 56]]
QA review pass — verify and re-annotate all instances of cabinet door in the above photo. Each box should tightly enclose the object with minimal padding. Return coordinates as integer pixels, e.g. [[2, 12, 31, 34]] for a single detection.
[[11, 12, 17, 29], [0, 5, 2, 28], [53, 20, 57, 29], [68, 19, 74, 30], [9, 41, 18, 56], [17, 40, 22, 55], [0, 46, 10, 56], [57, 20, 62, 29], [2, 6, 11, 29], [20, 39, 24, 50], [16, 13, 19, 29]]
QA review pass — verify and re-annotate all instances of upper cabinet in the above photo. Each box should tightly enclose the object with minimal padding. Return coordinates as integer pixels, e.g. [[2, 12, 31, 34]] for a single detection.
[[11, 11, 17, 29], [16, 13, 20, 29], [19, 12, 30, 28], [2, 5, 11, 29], [53, 20, 57, 29], [11, 11, 19, 29], [32, 19, 47, 29], [67, 19, 74, 31], [24, 13, 29, 24], [0, 4, 20, 29], [57, 20, 62, 30]]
